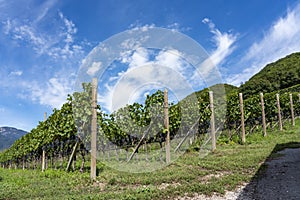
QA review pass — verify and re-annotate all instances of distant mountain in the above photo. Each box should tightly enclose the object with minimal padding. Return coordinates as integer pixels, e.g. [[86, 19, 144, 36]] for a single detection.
[[0, 127, 27, 151], [240, 52, 300, 98]]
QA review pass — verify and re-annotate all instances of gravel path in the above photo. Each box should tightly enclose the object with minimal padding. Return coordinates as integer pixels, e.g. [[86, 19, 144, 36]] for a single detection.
[[238, 148, 300, 200], [177, 148, 300, 200]]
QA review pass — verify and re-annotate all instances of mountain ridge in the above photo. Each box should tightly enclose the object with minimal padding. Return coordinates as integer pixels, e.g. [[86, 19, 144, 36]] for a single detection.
[[0, 126, 27, 151]]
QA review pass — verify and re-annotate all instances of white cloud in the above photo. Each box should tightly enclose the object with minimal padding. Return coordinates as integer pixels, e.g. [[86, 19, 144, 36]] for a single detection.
[[97, 22, 235, 113], [226, 3, 300, 86], [120, 36, 150, 51], [2, 6, 84, 61], [0, 1, 88, 112], [98, 83, 114, 112], [0, 66, 74, 109], [178, 18, 238, 87], [100, 64, 193, 112], [166, 23, 191, 32], [43, 78, 73, 108], [128, 23, 155, 32], [13, 25, 48, 53], [87, 61, 102, 76], [99, 47, 195, 112], [201, 18, 237, 76], [9, 70, 22, 76], [121, 48, 185, 73], [59, 11, 77, 43], [129, 22, 190, 33], [2, 19, 11, 34], [155, 49, 185, 73], [35, 0, 57, 23], [126, 48, 150, 68], [24, 76, 74, 109]]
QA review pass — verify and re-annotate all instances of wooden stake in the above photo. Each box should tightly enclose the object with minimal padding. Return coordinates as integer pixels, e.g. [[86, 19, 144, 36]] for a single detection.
[[164, 89, 170, 164], [42, 112, 47, 172], [260, 93, 267, 137], [127, 124, 152, 162], [276, 94, 283, 131], [209, 91, 216, 151], [290, 94, 295, 127], [174, 117, 199, 152], [66, 142, 78, 171], [239, 93, 246, 144], [91, 78, 97, 179]]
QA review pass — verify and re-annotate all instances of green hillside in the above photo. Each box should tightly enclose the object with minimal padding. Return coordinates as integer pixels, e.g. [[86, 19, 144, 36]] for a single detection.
[[184, 84, 238, 103], [196, 83, 238, 97], [239, 52, 300, 98]]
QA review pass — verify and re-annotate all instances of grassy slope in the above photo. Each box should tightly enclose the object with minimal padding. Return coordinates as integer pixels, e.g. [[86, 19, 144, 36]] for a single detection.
[[1, 120, 300, 200]]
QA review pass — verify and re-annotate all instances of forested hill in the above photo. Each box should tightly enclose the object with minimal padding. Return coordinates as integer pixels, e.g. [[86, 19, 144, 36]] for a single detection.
[[191, 52, 300, 101], [239, 52, 300, 98]]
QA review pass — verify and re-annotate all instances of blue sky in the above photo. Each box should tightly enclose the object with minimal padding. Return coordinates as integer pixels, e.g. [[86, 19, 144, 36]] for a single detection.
[[1, 0, 300, 131]]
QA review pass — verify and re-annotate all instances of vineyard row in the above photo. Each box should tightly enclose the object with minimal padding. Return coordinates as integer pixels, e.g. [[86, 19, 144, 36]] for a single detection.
[[1, 83, 300, 174]]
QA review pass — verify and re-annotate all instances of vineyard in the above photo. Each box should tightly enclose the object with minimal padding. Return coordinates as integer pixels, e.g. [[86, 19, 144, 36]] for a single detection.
[[1, 82, 300, 175]]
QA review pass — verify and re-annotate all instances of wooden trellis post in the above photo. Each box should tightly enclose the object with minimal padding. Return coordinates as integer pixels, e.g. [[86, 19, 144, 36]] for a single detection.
[[91, 78, 98, 179], [42, 112, 47, 172], [276, 94, 283, 131], [290, 94, 295, 127], [209, 91, 216, 151], [239, 93, 245, 144], [164, 89, 170, 164], [260, 93, 267, 137]]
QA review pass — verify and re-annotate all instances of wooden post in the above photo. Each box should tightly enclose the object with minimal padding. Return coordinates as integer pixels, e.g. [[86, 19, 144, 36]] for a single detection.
[[42, 112, 47, 172], [22, 157, 25, 170], [290, 94, 295, 127], [239, 93, 246, 144], [91, 78, 97, 179], [276, 94, 283, 131], [260, 93, 267, 137], [209, 91, 216, 151], [164, 89, 170, 164]]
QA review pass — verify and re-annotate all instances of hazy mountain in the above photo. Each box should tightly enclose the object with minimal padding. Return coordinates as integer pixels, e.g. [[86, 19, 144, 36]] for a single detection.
[[0, 127, 27, 151]]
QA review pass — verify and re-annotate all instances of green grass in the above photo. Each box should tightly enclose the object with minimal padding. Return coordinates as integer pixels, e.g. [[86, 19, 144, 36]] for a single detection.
[[1, 120, 300, 200]]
